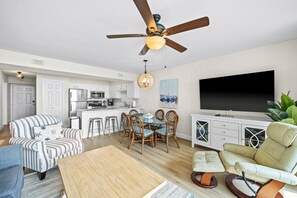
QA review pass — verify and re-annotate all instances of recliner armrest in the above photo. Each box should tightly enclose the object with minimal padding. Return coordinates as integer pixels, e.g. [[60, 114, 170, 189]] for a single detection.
[[223, 143, 257, 159], [235, 162, 297, 185], [9, 137, 44, 152]]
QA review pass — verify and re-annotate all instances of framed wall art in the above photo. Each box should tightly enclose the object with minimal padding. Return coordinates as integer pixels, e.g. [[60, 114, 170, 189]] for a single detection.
[[159, 79, 178, 108]]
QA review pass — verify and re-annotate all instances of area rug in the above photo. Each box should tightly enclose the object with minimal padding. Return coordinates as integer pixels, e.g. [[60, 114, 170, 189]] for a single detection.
[[22, 168, 194, 198]]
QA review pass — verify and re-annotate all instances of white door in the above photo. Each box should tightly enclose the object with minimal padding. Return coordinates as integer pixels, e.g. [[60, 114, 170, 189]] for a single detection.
[[11, 85, 36, 120], [42, 79, 64, 121]]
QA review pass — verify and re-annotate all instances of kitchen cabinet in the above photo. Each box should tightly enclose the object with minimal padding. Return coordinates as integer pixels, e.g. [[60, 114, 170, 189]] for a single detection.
[[109, 82, 128, 98], [109, 82, 121, 98], [191, 113, 271, 150], [127, 81, 140, 98]]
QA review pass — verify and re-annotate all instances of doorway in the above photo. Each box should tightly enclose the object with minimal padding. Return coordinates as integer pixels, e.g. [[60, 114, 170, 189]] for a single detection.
[[11, 84, 36, 120]]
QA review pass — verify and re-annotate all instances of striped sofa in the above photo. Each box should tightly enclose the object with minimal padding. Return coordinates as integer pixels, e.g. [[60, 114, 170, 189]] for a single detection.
[[9, 115, 84, 180]]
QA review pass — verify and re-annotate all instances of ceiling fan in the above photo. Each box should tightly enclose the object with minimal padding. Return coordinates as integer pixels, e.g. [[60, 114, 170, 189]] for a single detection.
[[106, 0, 210, 55]]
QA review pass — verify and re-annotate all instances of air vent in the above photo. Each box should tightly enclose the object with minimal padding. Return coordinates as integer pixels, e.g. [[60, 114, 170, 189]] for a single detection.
[[32, 59, 45, 66], [118, 73, 123, 78]]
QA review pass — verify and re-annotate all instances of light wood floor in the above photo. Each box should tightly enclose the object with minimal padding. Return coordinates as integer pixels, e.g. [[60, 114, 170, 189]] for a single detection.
[[1, 126, 297, 197]]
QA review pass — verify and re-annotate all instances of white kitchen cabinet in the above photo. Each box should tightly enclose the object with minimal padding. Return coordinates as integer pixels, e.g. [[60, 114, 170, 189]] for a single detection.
[[127, 81, 140, 98], [120, 83, 127, 91], [109, 82, 121, 98], [191, 113, 271, 150], [109, 82, 129, 98]]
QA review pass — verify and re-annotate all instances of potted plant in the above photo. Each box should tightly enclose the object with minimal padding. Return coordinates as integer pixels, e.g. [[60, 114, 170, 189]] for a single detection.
[[266, 91, 297, 125]]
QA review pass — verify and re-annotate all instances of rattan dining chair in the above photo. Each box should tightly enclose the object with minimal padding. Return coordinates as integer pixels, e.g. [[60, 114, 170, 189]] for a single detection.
[[150, 109, 165, 131], [154, 113, 180, 153], [129, 109, 139, 116], [129, 115, 154, 154], [120, 112, 132, 146], [165, 110, 177, 119]]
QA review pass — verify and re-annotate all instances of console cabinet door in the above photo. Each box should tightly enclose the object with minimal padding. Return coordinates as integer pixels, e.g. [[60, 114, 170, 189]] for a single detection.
[[192, 118, 211, 147], [241, 124, 267, 148]]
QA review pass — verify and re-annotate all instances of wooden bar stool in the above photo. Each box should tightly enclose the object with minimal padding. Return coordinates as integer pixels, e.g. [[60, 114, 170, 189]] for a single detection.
[[104, 116, 119, 135], [88, 117, 104, 140]]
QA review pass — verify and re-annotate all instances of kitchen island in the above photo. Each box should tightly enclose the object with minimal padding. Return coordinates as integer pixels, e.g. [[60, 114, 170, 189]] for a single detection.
[[77, 107, 139, 138]]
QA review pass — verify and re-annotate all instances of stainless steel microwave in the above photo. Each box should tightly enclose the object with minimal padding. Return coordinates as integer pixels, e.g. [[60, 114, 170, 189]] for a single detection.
[[90, 91, 105, 99]]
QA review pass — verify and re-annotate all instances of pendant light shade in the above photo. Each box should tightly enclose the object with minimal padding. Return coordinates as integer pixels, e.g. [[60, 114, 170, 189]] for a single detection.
[[137, 60, 154, 88], [146, 36, 165, 50]]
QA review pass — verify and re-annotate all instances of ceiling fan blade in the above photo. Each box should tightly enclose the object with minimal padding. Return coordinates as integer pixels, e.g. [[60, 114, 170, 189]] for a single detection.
[[139, 44, 150, 55], [165, 38, 187, 53], [164, 16, 210, 36], [133, 0, 157, 33], [106, 34, 147, 39]]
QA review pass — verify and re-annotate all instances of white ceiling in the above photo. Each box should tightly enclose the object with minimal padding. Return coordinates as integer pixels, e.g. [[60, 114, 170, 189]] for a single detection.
[[0, 0, 297, 74]]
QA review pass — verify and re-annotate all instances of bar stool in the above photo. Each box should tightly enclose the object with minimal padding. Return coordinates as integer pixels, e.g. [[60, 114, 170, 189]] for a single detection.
[[88, 117, 104, 140], [104, 116, 119, 135]]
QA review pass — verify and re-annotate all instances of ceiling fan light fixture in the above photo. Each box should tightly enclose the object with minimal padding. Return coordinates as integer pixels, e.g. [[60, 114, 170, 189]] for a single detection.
[[137, 60, 154, 88], [146, 36, 165, 50]]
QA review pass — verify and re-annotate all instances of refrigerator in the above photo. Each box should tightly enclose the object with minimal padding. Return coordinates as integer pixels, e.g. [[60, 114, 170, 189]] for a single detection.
[[69, 88, 88, 117]]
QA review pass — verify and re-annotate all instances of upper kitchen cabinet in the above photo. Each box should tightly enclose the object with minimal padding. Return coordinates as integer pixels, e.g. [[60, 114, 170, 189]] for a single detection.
[[109, 82, 121, 98], [127, 81, 140, 98]]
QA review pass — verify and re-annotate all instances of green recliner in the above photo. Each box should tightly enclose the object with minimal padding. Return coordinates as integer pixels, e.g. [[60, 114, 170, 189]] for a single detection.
[[219, 122, 297, 198]]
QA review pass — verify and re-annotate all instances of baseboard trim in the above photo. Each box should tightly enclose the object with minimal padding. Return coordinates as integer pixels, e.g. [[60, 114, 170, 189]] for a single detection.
[[176, 133, 191, 141]]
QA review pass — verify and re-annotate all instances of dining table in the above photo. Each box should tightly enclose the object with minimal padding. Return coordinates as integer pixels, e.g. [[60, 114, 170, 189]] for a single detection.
[[139, 115, 166, 128]]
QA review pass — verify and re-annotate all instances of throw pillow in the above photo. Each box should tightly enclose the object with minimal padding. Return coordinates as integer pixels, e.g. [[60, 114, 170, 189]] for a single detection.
[[33, 123, 63, 141]]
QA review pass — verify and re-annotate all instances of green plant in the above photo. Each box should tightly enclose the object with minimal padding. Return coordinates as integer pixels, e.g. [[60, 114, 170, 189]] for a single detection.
[[266, 91, 297, 125]]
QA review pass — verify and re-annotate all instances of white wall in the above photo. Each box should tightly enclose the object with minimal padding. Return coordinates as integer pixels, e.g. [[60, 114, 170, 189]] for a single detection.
[[140, 39, 297, 140]]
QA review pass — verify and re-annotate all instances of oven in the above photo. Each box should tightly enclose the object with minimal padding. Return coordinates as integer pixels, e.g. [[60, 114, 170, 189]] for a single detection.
[[90, 91, 105, 99]]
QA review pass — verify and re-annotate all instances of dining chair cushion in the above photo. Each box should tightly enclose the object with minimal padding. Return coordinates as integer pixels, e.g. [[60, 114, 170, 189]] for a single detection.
[[155, 127, 166, 135], [155, 126, 174, 135], [135, 129, 154, 137]]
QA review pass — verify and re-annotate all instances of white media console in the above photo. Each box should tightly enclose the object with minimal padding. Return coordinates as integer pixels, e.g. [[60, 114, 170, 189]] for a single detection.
[[191, 113, 272, 150]]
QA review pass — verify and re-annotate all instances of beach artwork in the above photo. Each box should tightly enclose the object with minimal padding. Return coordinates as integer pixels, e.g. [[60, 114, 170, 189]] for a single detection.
[[160, 79, 178, 108]]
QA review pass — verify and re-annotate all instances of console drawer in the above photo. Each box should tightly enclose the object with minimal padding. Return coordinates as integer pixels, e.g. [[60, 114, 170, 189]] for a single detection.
[[212, 121, 239, 131], [211, 133, 239, 150], [212, 127, 238, 138]]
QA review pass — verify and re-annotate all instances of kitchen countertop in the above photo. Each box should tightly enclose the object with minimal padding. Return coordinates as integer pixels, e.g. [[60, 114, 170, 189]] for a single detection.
[[77, 106, 135, 112]]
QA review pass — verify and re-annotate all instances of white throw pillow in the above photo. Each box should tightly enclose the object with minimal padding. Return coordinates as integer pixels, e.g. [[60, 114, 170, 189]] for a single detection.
[[33, 123, 63, 141]]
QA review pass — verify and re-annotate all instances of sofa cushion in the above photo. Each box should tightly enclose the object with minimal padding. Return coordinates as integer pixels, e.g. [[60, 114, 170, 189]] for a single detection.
[[46, 138, 80, 158], [33, 123, 63, 141], [0, 165, 21, 196]]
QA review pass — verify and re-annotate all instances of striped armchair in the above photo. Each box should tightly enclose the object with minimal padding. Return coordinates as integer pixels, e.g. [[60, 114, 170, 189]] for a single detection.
[[9, 115, 84, 180]]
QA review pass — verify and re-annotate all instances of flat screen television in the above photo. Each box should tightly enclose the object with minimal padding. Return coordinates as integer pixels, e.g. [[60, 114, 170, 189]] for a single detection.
[[199, 70, 275, 112]]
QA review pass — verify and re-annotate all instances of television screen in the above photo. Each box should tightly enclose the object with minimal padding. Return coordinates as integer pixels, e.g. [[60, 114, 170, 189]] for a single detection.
[[199, 70, 275, 112]]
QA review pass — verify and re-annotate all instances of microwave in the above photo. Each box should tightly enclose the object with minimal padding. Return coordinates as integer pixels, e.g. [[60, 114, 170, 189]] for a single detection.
[[90, 91, 105, 99]]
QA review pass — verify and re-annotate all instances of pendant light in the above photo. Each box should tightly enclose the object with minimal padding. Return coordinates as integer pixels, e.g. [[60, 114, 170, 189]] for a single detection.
[[137, 60, 153, 88]]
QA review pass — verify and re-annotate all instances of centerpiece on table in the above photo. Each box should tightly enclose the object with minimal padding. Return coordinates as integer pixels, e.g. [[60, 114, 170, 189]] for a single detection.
[[266, 91, 297, 125], [143, 113, 153, 120]]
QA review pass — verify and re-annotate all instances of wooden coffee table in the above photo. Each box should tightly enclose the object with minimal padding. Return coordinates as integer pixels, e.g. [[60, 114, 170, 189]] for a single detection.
[[58, 145, 167, 198]]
